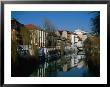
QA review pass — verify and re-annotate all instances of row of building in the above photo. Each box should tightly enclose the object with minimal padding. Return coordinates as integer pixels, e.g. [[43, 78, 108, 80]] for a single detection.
[[11, 18, 88, 56]]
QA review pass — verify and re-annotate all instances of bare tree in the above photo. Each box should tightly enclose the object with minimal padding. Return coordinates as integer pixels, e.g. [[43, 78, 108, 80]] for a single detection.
[[11, 37, 17, 64], [90, 11, 100, 36], [20, 26, 39, 56], [44, 18, 57, 48]]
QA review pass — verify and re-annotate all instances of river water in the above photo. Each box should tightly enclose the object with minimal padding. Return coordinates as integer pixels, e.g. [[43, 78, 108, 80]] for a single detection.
[[49, 61, 89, 77], [48, 55, 90, 77], [31, 50, 90, 77]]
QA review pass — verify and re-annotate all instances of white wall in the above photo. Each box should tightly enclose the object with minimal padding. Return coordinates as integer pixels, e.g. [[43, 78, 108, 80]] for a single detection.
[[62, 31, 67, 39]]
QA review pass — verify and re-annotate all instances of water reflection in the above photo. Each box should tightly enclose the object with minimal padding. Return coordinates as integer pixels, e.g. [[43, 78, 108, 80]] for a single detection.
[[31, 47, 90, 77]]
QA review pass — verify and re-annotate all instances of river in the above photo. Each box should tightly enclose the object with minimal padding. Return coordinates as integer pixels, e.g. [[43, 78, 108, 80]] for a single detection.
[[30, 50, 90, 77]]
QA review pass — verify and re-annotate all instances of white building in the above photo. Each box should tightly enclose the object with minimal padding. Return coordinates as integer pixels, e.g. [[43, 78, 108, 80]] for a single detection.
[[38, 29, 46, 47], [62, 31, 67, 39], [71, 29, 88, 48]]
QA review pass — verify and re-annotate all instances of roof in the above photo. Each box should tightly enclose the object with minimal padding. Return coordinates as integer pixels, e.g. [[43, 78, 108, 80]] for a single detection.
[[74, 29, 88, 34], [25, 24, 36, 29], [67, 31, 72, 34], [24, 24, 45, 31]]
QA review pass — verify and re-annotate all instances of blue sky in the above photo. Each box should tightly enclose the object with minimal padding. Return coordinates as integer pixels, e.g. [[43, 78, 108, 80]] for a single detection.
[[11, 11, 96, 32]]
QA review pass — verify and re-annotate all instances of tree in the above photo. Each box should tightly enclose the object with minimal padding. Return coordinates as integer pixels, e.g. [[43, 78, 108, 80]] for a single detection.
[[90, 11, 100, 36], [21, 26, 40, 57], [44, 19, 57, 48], [20, 27, 31, 46], [82, 11, 100, 76], [83, 36, 100, 76], [11, 38, 17, 64]]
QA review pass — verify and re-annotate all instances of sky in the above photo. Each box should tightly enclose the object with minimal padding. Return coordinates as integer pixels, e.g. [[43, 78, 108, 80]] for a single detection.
[[11, 11, 97, 32]]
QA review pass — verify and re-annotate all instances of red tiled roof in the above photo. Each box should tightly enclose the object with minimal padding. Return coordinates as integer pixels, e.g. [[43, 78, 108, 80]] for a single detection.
[[25, 24, 36, 29]]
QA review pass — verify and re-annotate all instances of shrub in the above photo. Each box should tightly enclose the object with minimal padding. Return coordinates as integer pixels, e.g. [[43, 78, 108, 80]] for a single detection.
[[83, 35, 100, 76]]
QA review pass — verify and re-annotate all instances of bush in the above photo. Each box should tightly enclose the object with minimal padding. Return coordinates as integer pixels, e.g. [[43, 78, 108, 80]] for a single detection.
[[83, 35, 100, 76]]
